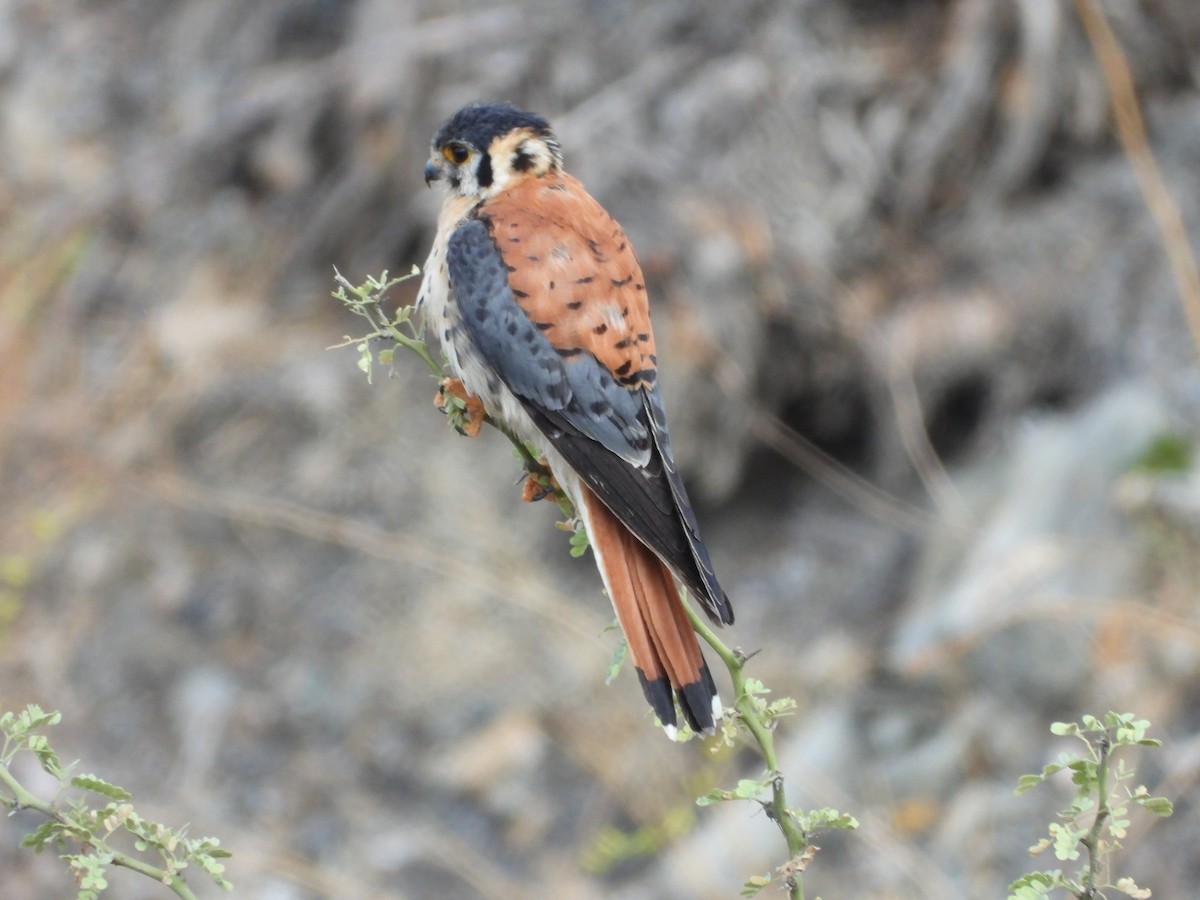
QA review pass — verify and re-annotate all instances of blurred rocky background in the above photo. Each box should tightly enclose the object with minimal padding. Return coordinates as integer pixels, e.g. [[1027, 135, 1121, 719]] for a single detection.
[[2, 0, 1199, 897]]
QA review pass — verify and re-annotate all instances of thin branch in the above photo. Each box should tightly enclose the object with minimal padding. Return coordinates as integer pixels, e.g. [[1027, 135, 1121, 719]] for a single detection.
[[0, 762, 54, 816], [880, 364, 970, 527], [749, 409, 937, 537], [1079, 735, 1112, 899], [684, 605, 808, 900], [1073, 0, 1200, 359], [0, 765, 201, 900]]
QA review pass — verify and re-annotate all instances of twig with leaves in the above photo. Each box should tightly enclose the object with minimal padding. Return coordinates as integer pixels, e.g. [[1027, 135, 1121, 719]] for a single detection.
[[1009, 712, 1174, 900], [331, 268, 857, 900], [0, 704, 231, 899]]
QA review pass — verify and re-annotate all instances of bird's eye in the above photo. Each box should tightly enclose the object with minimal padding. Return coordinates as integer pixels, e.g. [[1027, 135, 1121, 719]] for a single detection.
[[443, 143, 471, 165]]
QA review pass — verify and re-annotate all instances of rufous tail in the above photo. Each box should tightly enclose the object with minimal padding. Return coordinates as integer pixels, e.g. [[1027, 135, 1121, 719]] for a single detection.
[[582, 487, 721, 739]]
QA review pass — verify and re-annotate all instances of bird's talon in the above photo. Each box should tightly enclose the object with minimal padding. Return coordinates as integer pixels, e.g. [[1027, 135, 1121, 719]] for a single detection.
[[434, 377, 484, 437], [521, 457, 559, 502]]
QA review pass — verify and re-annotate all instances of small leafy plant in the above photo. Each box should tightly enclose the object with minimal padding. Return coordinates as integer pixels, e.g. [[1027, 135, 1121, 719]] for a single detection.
[[690, 660, 857, 898], [1009, 712, 1173, 899], [1, 704, 231, 899]]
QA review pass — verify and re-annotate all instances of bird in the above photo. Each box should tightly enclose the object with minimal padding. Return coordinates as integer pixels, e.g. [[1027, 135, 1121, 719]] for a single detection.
[[417, 102, 733, 739]]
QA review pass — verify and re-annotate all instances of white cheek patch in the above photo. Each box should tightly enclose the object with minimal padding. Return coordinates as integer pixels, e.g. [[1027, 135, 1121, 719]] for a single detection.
[[454, 167, 479, 197], [483, 163, 512, 197], [519, 139, 554, 171]]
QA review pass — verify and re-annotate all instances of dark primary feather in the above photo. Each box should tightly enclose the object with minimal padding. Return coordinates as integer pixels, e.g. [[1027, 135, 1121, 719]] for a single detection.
[[529, 401, 731, 625], [446, 218, 732, 625], [644, 390, 732, 624]]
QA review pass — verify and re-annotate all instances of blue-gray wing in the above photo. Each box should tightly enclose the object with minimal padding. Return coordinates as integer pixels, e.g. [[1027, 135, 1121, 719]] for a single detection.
[[446, 215, 731, 625], [446, 217, 651, 465]]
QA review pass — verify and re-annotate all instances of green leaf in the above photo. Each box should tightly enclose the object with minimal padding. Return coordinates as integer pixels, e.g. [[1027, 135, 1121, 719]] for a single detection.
[[1050, 721, 1079, 736], [71, 775, 132, 802], [356, 342, 373, 383], [1114, 876, 1153, 898], [605, 637, 628, 685], [26, 734, 63, 778], [1131, 432, 1193, 474], [65, 854, 109, 892], [741, 873, 772, 897], [1137, 795, 1174, 816], [1015, 773, 1046, 795], [765, 697, 798, 719], [742, 677, 767, 696], [19, 819, 61, 853], [569, 523, 590, 557], [1007, 869, 1062, 899], [1115, 718, 1150, 744], [794, 807, 858, 832], [18, 705, 62, 733], [1048, 823, 1081, 861], [697, 778, 768, 806]]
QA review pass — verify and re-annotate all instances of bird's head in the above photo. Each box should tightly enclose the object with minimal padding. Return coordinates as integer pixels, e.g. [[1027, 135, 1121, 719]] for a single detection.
[[424, 102, 563, 201]]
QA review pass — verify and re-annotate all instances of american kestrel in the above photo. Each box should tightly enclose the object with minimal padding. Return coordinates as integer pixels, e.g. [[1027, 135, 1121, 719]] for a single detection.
[[417, 102, 733, 739]]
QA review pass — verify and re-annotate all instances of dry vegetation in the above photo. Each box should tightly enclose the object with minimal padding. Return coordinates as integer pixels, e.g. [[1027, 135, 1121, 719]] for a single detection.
[[2, 1, 1199, 897]]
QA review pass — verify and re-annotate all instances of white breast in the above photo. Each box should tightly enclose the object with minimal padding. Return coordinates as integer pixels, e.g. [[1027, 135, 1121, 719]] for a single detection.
[[418, 208, 551, 458]]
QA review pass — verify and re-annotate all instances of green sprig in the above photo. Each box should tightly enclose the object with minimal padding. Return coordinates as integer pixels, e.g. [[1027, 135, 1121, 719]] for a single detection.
[[1, 704, 231, 898], [1010, 712, 1172, 899]]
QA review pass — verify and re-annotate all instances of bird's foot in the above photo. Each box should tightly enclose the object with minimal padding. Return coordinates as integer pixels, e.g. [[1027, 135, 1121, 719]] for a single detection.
[[435, 378, 485, 437], [521, 457, 560, 503]]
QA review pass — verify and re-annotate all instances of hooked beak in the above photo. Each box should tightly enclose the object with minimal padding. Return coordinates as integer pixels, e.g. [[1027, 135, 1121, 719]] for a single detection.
[[423, 159, 441, 187]]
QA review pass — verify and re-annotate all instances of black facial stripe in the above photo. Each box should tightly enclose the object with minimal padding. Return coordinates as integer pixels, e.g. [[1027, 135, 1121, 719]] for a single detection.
[[476, 152, 494, 188], [513, 146, 535, 173]]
